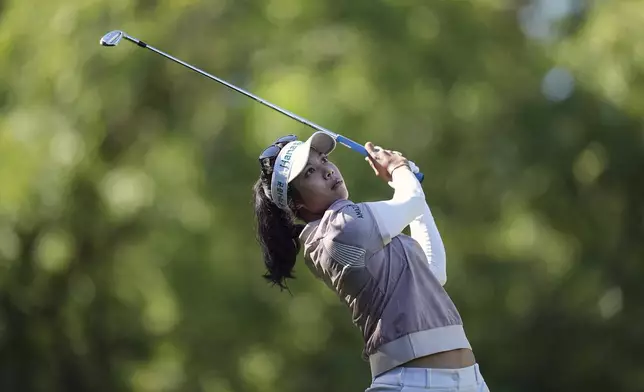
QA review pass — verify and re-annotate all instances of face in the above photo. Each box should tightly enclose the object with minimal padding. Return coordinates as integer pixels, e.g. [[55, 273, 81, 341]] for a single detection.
[[291, 149, 349, 218]]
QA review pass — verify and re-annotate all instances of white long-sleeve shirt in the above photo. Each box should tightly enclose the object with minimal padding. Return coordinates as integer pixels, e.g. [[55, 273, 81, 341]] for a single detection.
[[365, 166, 447, 285]]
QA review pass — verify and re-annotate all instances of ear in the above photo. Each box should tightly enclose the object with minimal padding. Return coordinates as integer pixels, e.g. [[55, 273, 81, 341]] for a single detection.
[[288, 184, 304, 211], [292, 198, 315, 220], [293, 201, 307, 213]]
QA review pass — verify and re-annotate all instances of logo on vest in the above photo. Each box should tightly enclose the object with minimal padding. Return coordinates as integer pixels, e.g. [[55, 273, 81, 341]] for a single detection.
[[350, 204, 364, 219]]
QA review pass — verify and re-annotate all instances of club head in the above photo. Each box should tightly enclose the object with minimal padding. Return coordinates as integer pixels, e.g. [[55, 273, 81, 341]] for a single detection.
[[100, 30, 124, 47]]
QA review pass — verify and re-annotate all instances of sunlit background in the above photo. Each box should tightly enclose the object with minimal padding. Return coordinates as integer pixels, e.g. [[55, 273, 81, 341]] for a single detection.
[[1, 0, 643, 391]]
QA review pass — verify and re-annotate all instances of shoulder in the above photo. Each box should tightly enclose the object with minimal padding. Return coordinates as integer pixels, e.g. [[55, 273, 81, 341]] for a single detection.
[[318, 200, 373, 268], [318, 199, 383, 255], [325, 200, 373, 234]]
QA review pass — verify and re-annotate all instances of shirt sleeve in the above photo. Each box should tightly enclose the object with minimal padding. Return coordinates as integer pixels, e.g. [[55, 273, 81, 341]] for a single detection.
[[409, 203, 447, 286], [363, 166, 426, 246]]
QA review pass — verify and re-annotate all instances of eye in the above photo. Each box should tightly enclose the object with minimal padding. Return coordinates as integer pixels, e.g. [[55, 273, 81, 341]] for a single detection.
[[305, 167, 315, 177], [321, 155, 329, 163]]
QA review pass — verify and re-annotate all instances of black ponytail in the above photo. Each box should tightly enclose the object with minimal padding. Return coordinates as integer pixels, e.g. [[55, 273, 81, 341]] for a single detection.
[[253, 172, 305, 291]]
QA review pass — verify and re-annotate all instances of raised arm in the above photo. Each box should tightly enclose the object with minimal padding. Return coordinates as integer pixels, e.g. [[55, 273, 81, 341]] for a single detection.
[[359, 143, 426, 244], [360, 143, 447, 285], [364, 166, 426, 245]]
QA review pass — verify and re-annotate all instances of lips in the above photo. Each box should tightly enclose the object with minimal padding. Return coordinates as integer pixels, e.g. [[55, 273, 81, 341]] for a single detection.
[[331, 179, 343, 190]]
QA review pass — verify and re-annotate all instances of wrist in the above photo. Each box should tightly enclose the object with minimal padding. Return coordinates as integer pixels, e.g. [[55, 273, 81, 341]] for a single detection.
[[389, 162, 410, 176]]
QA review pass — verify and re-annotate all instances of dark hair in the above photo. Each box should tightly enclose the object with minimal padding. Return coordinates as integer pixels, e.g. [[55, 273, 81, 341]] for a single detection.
[[253, 155, 305, 291]]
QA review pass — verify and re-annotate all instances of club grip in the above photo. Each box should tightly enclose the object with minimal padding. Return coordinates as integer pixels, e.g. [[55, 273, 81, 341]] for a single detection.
[[336, 135, 425, 183]]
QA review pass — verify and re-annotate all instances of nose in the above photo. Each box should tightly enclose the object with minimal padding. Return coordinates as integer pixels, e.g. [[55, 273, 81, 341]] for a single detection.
[[325, 168, 334, 180]]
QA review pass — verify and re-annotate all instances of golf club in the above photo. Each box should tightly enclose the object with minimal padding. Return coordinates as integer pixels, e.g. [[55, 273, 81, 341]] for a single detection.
[[100, 30, 424, 182]]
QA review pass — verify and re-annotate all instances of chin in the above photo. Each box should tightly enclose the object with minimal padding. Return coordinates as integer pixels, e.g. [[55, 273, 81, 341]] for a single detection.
[[338, 187, 349, 200]]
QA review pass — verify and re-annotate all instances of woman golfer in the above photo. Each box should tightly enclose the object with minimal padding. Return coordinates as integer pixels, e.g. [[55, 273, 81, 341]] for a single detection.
[[253, 132, 490, 391]]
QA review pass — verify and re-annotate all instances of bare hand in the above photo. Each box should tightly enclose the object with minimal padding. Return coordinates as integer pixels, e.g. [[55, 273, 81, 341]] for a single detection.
[[364, 142, 409, 182]]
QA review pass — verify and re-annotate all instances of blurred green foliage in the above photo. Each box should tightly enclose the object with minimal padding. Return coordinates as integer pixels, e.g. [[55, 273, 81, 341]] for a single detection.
[[1, 0, 643, 391]]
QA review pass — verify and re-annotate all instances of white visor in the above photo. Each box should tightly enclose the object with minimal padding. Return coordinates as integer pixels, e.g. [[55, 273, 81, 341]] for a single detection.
[[269, 131, 336, 211]]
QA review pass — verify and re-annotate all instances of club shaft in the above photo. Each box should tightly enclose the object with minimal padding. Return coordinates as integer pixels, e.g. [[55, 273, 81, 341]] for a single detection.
[[120, 33, 424, 181], [124, 35, 340, 137]]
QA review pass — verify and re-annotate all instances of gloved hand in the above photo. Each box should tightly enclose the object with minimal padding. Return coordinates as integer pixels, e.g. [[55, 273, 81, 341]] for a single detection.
[[408, 160, 420, 174]]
